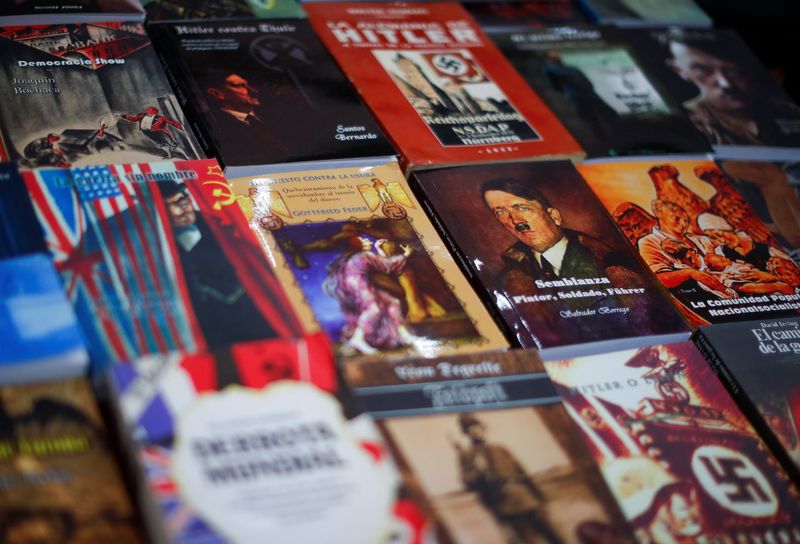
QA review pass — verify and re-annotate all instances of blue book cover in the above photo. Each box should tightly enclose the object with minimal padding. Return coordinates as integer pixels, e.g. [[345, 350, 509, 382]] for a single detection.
[[0, 253, 88, 382]]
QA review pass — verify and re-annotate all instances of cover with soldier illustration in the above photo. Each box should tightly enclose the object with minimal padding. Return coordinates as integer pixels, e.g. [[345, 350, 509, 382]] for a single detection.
[[578, 159, 800, 327], [695, 318, 800, 483], [618, 27, 800, 160], [110, 341, 432, 544], [0, 0, 145, 24], [142, 0, 304, 21], [22, 159, 311, 372], [718, 160, 800, 266], [544, 341, 800, 543], [374, 349, 633, 544], [147, 19, 393, 178], [0, 377, 141, 543], [491, 25, 710, 158], [0, 22, 202, 169], [228, 162, 509, 378], [412, 160, 688, 358], [306, 2, 582, 171]]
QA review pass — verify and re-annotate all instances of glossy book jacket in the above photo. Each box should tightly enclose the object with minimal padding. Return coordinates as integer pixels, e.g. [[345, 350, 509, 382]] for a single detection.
[[412, 160, 688, 358], [307, 2, 582, 171]]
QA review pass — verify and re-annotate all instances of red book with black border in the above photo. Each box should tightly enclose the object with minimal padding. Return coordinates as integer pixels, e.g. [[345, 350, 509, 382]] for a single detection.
[[307, 2, 584, 172]]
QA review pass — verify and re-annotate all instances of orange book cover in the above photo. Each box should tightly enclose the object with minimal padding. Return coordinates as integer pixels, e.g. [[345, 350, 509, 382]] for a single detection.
[[578, 159, 800, 327], [306, 2, 583, 171]]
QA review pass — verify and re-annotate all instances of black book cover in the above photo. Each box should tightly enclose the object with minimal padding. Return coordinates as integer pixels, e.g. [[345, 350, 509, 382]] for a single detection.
[[411, 160, 689, 359], [618, 27, 800, 159], [491, 25, 710, 158], [695, 318, 800, 484], [147, 19, 394, 176], [0, 22, 203, 170], [141, 0, 305, 21]]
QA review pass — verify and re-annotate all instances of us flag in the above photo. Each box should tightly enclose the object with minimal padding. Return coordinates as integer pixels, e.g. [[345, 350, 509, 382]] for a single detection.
[[23, 164, 197, 371]]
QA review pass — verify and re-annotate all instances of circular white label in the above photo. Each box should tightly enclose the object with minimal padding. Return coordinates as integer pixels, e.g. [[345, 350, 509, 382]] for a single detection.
[[172, 382, 395, 543], [691, 445, 778, 518]]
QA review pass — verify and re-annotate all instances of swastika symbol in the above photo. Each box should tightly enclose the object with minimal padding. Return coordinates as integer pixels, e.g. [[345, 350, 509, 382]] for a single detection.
[[698, 456, 770, 503], [691, 445, 778, 518], [432, 54, 468, 77]]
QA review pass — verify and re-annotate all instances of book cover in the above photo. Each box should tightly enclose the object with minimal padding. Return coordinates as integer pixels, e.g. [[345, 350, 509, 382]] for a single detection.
[[695, 318, 800, 483], [142, 0, 304, 21], [306, 2, 583, 171], [373, 349, 633, 543], [228, 161, 509, 374], [544, 341, 800, 542], [0, 253, 88, 383], [22, 159, 310, 372], [147, 19, 393, 178], [0, 162, 46, 258], [0, 22, 202, 170], [0, 377, 141, 542], [579, 0, 711, 26], [578, 159, 800, 327], [464, 0, 589, 31], [618, 27, 800, 160], [491, 25, 710, 158], [412, 160, 688, 358], [110, 340, 431, 543], [718, 160, 800, 266], [0, 0, 145, 24]]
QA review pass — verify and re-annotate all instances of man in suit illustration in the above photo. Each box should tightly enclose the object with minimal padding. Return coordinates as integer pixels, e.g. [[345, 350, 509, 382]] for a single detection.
[[204, 70, 286, 162]]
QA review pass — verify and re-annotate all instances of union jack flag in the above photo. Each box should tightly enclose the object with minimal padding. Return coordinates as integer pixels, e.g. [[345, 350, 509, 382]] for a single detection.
[[23, 164, 198, 371], [141, 446, 225, 544]]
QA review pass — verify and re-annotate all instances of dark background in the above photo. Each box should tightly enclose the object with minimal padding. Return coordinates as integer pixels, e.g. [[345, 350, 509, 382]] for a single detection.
[[697, 0, 800, 103]]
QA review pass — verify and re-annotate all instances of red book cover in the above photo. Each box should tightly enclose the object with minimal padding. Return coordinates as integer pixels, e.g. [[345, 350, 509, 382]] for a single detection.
[[306, 2, 583, 171], [545, 341, 800, 541]]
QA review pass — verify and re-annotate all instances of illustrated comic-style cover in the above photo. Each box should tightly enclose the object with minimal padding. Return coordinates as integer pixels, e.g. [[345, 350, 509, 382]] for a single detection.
[[228, 162, 509, 378], [491, 25, 710, 158], [372, 348, 633, 544], [544, 341, 800, 543], [578, 159, 800, 327], [0, 22, 202, 170], [110, 340, 433, 544], [0, 163, 46, 259], [464, 0, 588, 31], [618, 27, 800, 160], [695, 318, 800, 483], [306, 2, 583, 171], [718, 160, 800, 266], [21, 159, 316, 372], [0, 0, 145, 25], [142, 0, 304, 21], [412, 160, 688, 358], [0, 377, 142, 543], [0, 253, 88, 383], [579, 0, 711, 26], [147, 19, 393, 178]]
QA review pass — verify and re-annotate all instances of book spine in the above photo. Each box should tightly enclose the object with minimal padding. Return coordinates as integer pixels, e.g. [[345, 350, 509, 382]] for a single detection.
[[101, 374, 172, 544], [693, 330, 800, 485], [147, 25, 219, 165], [408, 176, 529, 349]]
